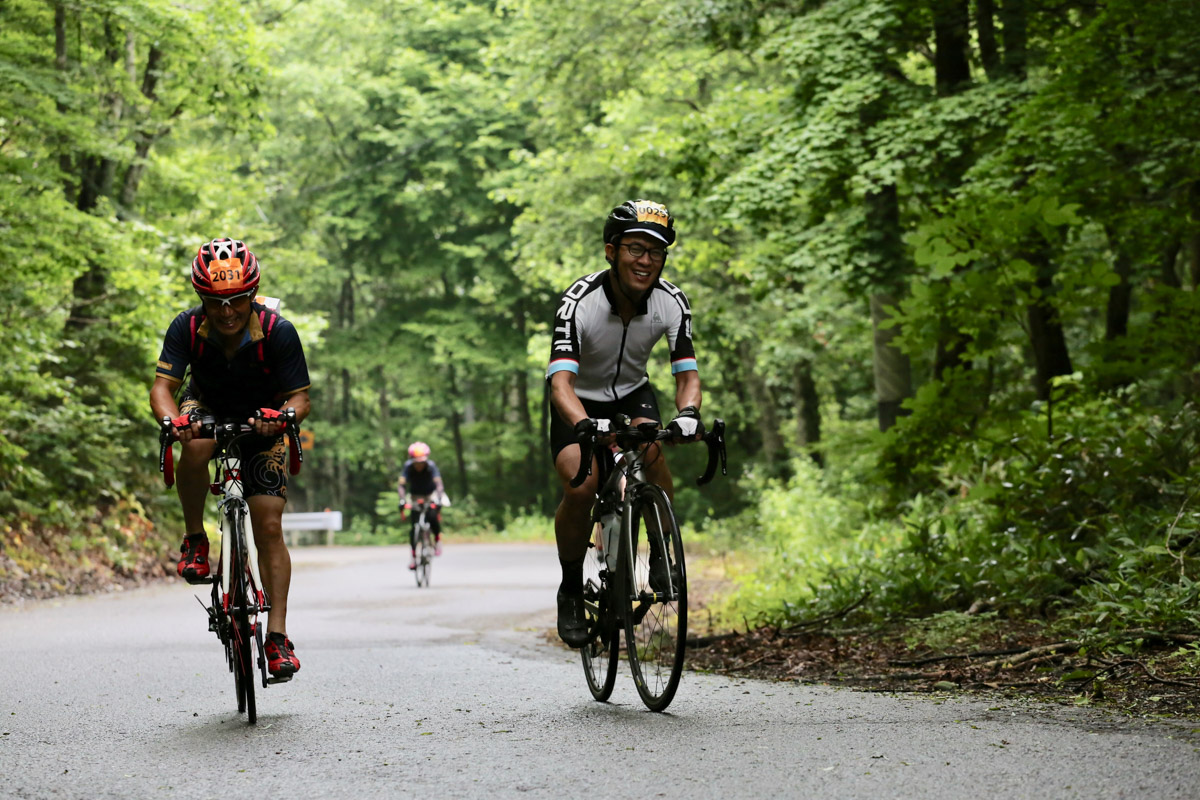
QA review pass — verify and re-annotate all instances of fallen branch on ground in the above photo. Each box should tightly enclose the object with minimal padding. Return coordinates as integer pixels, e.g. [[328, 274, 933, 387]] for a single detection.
[[1116, 629, 1200, 645], [983, 642, 1080, 670], [780, 591, 872, 635], [687, 632, 740, 648], [1096, 659, 1200, 691], [890, 647, 1027, 667]]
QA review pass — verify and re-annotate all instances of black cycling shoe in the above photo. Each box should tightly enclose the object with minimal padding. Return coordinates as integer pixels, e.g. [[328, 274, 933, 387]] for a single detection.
[[556, 588, 589, 648]]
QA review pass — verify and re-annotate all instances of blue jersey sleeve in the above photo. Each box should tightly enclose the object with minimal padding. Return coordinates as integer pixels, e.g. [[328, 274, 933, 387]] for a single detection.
[[155, 311, 192, 383], [267, 318, 311, 396]]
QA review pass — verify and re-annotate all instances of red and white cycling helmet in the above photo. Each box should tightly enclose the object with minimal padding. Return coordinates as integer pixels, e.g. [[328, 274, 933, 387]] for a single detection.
[[408, 441, 431, 461], [191, 238, 260, 300]]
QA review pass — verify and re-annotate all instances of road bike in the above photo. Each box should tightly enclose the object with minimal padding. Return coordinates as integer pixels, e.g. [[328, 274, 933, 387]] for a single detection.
[[158, 410, 303, 724], [409, 498, 436, 588], [571, 414, 727, 712]]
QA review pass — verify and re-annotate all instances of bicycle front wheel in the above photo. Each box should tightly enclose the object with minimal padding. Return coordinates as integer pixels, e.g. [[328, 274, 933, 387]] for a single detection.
[[623, 484, 687, 712], [580, 541, 618, 701], [229, 520, 257, 724], [233, 603, 257, 724], [416, 528, 432, 588]]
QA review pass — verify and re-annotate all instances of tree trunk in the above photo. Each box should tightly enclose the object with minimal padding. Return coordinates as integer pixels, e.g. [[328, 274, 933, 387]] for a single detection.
[[794, 360, 823, 467], [738, 340, 786, 474], [54, 3, 74, 198], [119, 45, 165, 211], [1026, 257, 1073, 400], [870, 294, 913, 431], [1159, 240, 1182, 289], [1105, 249, 1133, 341], [378, 368, 396, 477], [934, 0, 972, 97], [1189, 234, 1200, 291], [976, 0, 1001, 79], [514, 299, 537, 505], [447, 365, 470, 498], [999, 0, 1028, 79]]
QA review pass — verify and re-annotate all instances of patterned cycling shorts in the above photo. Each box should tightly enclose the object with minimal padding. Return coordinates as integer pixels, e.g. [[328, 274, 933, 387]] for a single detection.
[[180, 396, 288, 499]]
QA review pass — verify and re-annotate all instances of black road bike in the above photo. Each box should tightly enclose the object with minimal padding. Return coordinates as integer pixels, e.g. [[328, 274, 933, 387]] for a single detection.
[[571, 415, 727, 712], [410, 498, 436, 588], [159, 410, 303, 724]]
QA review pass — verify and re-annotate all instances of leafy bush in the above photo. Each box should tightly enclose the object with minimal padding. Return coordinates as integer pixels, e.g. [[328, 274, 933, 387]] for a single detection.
[[712, 386, 1200, 635]]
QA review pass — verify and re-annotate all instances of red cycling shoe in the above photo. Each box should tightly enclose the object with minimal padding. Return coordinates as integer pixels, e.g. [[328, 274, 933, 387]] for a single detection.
[[177, 533, 210, 584], [264, 633, 300, 676]]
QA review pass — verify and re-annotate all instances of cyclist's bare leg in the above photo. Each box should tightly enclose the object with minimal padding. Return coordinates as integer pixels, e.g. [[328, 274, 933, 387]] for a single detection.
[[248, 495, 291, 636], [553, 443, 599, 562], [176, 439, 216, 533]]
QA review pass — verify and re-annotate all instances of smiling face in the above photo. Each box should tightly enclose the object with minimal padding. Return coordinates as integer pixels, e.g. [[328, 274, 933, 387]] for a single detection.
[[201, 293, 253, 339], [606, 232, 667, 304]]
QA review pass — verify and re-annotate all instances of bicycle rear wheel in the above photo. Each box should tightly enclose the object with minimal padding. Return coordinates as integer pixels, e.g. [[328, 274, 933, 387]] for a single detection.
[[623, 484, 687, 712], [580, 541, 618, 701]]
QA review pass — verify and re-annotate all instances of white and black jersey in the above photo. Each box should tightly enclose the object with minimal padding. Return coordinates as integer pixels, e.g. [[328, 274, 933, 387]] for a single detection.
[[546, 269, 698, 402]]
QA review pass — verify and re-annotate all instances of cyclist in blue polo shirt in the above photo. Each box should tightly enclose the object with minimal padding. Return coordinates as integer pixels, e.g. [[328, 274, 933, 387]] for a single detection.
[[149, 238, 311, 677], [546, 200, 704, 647]]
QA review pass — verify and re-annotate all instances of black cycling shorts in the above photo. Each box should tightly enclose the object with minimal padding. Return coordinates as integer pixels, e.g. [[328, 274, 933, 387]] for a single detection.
[[180, 396, 289, 499], [549, 381, 662, 463]]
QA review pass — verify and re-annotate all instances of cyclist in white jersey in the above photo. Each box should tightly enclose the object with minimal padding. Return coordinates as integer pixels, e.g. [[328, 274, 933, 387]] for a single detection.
[[546, 199, 704, 647]]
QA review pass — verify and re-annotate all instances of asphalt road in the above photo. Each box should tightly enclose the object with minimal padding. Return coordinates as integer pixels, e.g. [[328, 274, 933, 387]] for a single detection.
[[1, 543, 1197, 799]]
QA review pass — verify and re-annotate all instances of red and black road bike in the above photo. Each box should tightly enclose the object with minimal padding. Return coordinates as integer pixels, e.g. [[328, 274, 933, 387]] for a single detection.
[[158, 410, 303, 724]]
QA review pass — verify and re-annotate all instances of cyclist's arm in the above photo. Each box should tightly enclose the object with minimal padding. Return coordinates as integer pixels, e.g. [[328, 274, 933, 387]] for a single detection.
[[150, 376, 201, 442], [397, 473, 408, 503], [279, 390, 311, 424], [549, 370, 589, 427], [672, 369, 701, 415]]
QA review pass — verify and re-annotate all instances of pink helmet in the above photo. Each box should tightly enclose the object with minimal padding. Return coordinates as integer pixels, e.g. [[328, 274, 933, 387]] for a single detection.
[[408, 441, 430, 461]]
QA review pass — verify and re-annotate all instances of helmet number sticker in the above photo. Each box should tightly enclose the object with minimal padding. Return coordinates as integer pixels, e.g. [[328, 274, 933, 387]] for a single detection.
[[209, 258, 244, 292]]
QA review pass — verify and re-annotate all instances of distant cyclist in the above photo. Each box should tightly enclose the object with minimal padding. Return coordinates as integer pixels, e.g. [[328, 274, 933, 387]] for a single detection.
[[546, 200, 704, 647], [398, 442, 446, 570], [149, 237, 310, 677]]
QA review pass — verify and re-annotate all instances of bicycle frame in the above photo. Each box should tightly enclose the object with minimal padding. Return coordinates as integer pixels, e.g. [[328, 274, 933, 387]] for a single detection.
[[594, 447, 666, 600], [215, 447, 267, 616]]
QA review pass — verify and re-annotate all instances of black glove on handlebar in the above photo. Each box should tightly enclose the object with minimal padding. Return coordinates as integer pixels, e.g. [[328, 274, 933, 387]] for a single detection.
[[574, 418, 611, 440]]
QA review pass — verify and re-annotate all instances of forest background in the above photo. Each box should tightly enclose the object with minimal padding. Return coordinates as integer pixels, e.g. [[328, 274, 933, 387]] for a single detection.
[[3, 0, 1200, 657]]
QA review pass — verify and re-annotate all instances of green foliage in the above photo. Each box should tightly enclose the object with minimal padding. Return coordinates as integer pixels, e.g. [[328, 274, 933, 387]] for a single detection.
[[5, 0, 1200, 644]]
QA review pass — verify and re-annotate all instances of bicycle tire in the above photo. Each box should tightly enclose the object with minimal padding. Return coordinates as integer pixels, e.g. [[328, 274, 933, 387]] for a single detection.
[[233, 604, 257, 724], [580, 543, 619, 701], [415, 524, 432, 588], [623, 484, 687, 712], [230, 517, 257, 724]]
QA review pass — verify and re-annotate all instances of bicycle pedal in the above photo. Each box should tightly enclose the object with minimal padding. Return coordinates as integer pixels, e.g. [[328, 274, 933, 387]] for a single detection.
[[265, 674, 294, 685], [183, 575, 215, 586]]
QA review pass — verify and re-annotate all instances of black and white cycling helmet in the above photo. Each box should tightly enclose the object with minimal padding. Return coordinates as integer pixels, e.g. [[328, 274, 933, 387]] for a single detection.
[[603, 200, 676, 247]]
